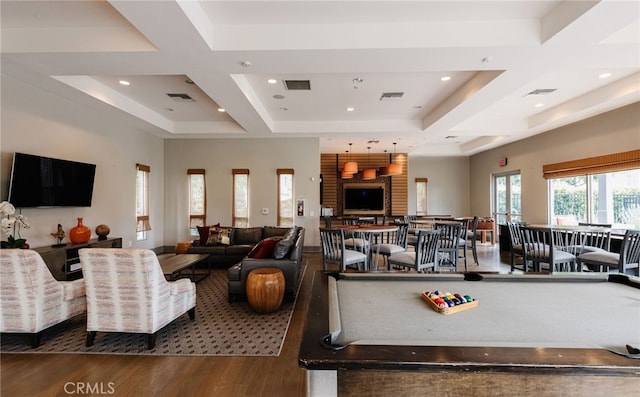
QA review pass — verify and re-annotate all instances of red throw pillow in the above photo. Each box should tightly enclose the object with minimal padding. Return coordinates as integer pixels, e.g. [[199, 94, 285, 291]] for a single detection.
[[248, 237, 280, 259]]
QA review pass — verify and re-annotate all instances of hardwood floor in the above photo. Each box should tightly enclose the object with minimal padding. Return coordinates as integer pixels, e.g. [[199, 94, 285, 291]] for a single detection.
[[1, 244, 510, 397]]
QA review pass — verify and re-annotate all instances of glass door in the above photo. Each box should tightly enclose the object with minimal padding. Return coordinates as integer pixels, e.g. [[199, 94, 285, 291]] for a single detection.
[[494, 172, 521, 225]]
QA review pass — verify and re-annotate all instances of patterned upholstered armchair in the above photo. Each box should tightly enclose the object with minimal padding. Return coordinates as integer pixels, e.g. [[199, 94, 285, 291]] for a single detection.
[[0, 249, 86, 347], [79, 249, 196, 349]]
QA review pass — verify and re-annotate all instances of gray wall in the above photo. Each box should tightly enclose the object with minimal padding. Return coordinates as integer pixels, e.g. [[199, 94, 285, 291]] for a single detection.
[[469, 102, 640, 224], [1, 73, 165, 250], [163, 138, 321, 246], [407, 156, 471, 217]]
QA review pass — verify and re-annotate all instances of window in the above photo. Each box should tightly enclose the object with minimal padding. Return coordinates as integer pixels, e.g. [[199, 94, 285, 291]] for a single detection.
[[188, 169, 206, 236], [415, 178, 428, 216], [493, 172, 521, 225], [233, 169, 249, 227], [136, 164, 151, 240], [544, 150, 640, 228], [549, 170, 640, 228], [278, 169, 294, 227]]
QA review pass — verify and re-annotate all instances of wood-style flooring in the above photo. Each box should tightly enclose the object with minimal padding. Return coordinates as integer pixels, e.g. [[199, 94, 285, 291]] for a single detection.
[[0, 244, 510, 397]]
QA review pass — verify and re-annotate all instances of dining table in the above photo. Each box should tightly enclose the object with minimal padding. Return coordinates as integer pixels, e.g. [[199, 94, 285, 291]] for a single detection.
[[336, 224, 399, 270]]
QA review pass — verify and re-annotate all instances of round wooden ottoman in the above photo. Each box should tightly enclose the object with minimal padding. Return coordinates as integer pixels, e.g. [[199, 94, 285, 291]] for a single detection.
[[175, 241, 192, 254], [246, 268, 286, 313]]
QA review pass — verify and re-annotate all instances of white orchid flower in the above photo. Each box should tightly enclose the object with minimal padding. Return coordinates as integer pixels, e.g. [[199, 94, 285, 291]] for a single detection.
[[0, 201, 16, 216]]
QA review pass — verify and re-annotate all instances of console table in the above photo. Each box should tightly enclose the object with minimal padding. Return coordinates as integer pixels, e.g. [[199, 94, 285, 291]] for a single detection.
[[32, 237, 122, 281]]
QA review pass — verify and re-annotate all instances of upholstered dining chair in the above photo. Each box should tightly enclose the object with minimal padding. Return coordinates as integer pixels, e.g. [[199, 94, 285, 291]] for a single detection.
[[79, 248, 196, 349], [387, 230, 440, 272], [577, 229, 640, 275], [520, 227, 577, 272], [371, 223, 409, 270], [319, 228, 367, 271], [0, 249, 86, 347]]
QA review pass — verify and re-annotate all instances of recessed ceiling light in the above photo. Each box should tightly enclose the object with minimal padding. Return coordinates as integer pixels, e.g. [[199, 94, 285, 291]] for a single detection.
[[598, 72, 612, 79], [241, 61, 251, 67], [273, 94, 285, 100], [413, 105, 422, 109], [279, 107, 288, 111], [535, 103, 544, 108], [440, 76, 451, 81], [218, 108, 226, 112], [267, 78, 277, 84], [346, 107, 355, 112], [119, 80, 130, 86]]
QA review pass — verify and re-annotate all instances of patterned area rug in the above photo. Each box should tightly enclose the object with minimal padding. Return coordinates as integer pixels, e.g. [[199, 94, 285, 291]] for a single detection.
[[1, 261, 306, 356]]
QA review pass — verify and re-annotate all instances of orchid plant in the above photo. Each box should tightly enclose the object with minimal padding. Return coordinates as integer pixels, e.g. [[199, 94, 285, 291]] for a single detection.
[[0, 201, 30, 248]]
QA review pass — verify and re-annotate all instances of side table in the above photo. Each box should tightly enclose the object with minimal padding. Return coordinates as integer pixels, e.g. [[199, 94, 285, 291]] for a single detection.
[[246, 268, 285, 313]]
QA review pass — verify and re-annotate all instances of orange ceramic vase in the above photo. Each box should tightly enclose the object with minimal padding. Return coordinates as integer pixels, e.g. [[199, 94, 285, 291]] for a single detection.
[[69, 217, 91, 244]]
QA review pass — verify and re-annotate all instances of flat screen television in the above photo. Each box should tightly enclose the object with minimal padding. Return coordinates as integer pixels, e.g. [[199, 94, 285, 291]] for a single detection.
[[343, 183, 385, 215], [8, 152, 96, 208]]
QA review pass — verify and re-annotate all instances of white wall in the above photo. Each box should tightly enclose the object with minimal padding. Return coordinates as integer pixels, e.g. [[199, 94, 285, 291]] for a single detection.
[[407, 156, 471, 217], [1, 73, 165, 250], [163, 138, 321, 247], [469, 102, 640, 224]]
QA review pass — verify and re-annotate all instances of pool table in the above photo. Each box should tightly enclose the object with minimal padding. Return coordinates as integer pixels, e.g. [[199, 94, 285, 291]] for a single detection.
[[298, 271, 640, 397]]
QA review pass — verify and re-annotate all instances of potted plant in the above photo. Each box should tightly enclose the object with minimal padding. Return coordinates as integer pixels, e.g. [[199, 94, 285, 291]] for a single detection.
[[0, 201, 30, 249]]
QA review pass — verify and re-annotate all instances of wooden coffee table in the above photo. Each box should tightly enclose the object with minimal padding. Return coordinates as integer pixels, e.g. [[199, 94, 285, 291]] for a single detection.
[[159, 253, 210, 283]]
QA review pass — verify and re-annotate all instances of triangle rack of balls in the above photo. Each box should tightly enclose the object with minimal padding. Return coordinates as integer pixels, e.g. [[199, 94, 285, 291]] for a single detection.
[[421, 290, 479, 315]]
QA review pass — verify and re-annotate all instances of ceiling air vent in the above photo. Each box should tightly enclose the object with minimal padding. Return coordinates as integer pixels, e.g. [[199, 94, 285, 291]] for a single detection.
[[166, 93, 195, 102], [380, 92, 404, 101], [525, 88, 557, 96], [284, 80, 311, 90]]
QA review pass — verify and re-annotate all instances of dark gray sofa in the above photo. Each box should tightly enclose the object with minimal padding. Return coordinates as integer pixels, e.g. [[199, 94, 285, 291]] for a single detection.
[[187, 226, 293, 268], [227, 226, 305, 302]]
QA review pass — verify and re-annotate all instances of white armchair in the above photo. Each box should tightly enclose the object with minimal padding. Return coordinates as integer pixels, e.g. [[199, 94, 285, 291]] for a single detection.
[[0, 249, 86, 347], [79, 248, 196, 349]]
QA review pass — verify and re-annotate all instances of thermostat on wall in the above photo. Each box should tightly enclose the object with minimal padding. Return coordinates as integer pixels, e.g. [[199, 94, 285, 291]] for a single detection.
[[262, 208, 269, 215]]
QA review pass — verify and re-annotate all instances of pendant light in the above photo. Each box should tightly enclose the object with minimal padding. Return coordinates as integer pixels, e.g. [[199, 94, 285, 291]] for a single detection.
[[379, 150, 391, 177], [341, 150, 354, 179], [385, 142, 402, 175], [343, 143, 358, 174], [362, 147, 376, 180]]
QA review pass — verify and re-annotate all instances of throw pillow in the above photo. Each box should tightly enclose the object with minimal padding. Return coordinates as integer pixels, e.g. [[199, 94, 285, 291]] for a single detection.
[[206, 227, 231, 246], [197, 223, 220, 246], [273, 230, 296, 259], [248, 237, 281, 258]]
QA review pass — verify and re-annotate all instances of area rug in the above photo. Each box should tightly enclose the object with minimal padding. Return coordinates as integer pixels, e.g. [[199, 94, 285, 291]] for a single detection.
[[1, 260, 306, 356]]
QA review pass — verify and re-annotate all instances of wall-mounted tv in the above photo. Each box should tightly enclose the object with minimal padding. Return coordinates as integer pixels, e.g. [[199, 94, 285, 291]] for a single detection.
[[8, 152, 96, 208], [343, 183, 385, 215]]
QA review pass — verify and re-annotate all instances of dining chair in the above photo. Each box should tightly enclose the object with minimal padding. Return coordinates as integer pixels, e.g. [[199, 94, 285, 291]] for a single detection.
[[435, 222, 463, 272], [577, 229, 640, 275], [323, 216, 332, 229], [371, 223, 409, 270], [520, 227, 577, 272], [566, 229, 611, 258], [319, 228, 368, 272], [387, 230, 440, 272], [454, 218, 470, 271], [506, 222, 527, 271], [466, 216, 480, 265]]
